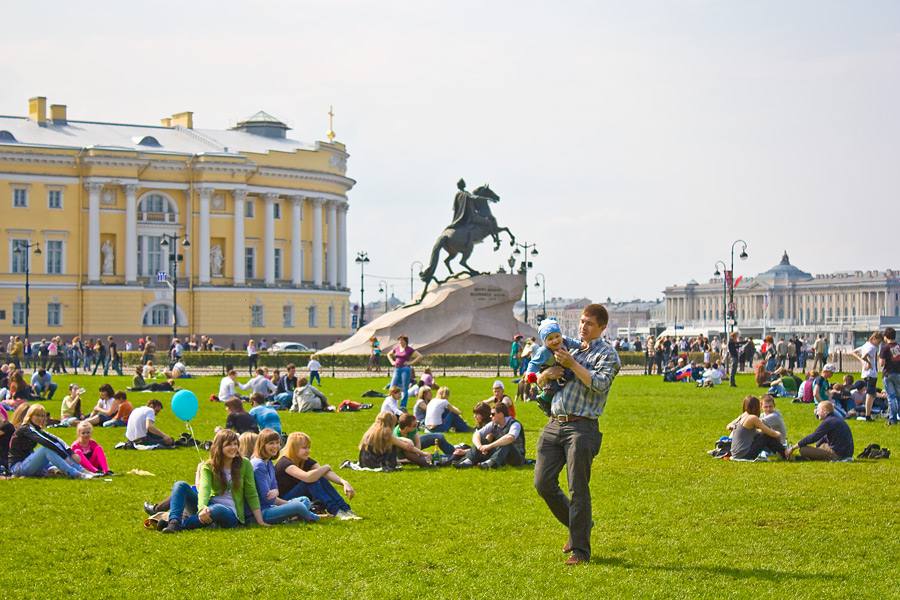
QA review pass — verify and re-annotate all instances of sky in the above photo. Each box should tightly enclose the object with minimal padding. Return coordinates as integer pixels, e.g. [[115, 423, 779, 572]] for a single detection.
[[3, 1, 899, 304]]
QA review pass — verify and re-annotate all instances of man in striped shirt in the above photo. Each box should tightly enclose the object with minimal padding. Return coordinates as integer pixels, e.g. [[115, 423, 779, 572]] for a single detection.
[[534, 303, 621, 566]]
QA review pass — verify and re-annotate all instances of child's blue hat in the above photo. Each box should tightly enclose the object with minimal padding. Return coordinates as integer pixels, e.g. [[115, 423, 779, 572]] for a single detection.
[[538, 319, 561, 342]]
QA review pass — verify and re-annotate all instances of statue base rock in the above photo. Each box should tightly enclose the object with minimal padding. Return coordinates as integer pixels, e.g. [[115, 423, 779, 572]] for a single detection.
[[321, 273, 538, 355]]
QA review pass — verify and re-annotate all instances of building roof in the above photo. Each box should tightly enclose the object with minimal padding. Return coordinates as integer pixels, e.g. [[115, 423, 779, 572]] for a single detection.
[[0, 114, 317, 156], [754, 251, 813, 284]]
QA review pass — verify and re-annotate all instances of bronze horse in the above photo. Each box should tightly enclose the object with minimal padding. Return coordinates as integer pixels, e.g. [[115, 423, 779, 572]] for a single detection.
[[418, 183, 515, 299]]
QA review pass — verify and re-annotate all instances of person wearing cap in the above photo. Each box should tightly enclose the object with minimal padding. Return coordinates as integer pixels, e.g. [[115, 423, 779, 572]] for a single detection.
[[486, 380, 515, 418], [524, 319, 574, 416], [533, 304, 621, 566]]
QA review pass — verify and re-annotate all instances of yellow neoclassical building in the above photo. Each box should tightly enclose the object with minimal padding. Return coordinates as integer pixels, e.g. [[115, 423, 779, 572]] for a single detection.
[[0, 96, 354, 348]]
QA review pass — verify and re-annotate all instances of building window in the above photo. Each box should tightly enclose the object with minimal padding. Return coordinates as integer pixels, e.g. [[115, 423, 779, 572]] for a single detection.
[[46, 240, 64, 274], [308, 305, 317, 328], [138, 235, 164, 277], [273, 248, 282, 280], [245, 199, 255, 218], [11, 239, 30, 273], [245, 247, 256, 279], [13, 188, 28, 207], [251, 304, 264, 327], [47, 303, 61, 326], [328, 305, 335, 328], [283, 304, 294, 327], [138, 193, 176, 223], [12, 302, 26, 326], [48, 189, 63, 209], [143, 304, 171, 326], [273, 202, 281, 219]]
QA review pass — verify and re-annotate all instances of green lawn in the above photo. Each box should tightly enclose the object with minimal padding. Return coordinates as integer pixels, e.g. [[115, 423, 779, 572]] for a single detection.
[[2, 372, 898, 599]]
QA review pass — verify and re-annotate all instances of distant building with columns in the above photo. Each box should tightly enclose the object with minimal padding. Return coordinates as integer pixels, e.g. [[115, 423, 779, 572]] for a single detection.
[[0, 96, 353, 347], [663, 252, 900, 345]]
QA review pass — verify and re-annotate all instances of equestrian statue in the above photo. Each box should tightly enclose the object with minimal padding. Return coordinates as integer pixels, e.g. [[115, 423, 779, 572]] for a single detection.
[[417, 178, 515, 301]]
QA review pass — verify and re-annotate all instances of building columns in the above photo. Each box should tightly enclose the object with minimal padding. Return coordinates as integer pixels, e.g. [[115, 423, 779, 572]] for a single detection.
[[311, 197, 324, 287], [291, 196, 304, 286], [124, 184, 138, 283], [326, 200, 338, 286], [198, 187, 212, 284], [86, 182, 102, 282], [264, 193, 277, 285], [233, 189, 246, 285], [337, 202, 348, 287]]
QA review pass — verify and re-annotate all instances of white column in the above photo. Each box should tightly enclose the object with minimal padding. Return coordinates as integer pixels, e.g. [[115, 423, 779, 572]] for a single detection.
[[124, 184, 138, 283], [326, 200, 338, 286], [233, 189, 246, 285], [311, 197, 324, 287], [198, 187, 212, 284], [264, 193, 277, 285], [291, 196, 303, 286], [337, 202, 348, 287], [86, 182, 102, 281]]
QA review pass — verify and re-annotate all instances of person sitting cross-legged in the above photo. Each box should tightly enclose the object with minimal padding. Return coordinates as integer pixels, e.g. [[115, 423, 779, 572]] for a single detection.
[[456, 401, 526, 469], [423, 387, 471, 433], [784, 400, 854, 461]]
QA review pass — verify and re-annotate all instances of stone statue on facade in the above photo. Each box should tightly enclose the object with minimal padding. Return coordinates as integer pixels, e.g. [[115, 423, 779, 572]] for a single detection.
[[418, 178, 515, 300], [210, 244, 224, 277], [101, 240, 115, 275]]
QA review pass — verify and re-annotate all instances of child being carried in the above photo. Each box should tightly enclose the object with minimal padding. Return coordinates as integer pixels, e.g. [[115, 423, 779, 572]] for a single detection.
[[524, 319, 582, 416]]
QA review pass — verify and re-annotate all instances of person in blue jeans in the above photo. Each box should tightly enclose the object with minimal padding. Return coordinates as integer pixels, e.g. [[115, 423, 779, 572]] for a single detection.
[[879, 327, 900, 425], [423, 387, 472, 433], [251, 429, 319, 524], [7, 404, 94, 479], [163, 429, 269, 533], [274, 432, 361, 520], [388, 336, 422, 410], [30, 369, 58, 400]]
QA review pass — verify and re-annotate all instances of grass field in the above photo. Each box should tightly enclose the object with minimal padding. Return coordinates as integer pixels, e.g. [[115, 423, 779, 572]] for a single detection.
[[2, 372, 899, 599]]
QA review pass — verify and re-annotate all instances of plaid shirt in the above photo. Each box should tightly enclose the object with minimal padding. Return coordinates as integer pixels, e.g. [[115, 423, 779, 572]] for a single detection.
[[552, 337, 621, 419]]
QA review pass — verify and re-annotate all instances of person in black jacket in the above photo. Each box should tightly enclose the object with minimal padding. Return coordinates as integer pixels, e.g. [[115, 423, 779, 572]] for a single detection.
[[784, 401, 854, 461], [223, 398, 259, 434], [8, 404, 94, 478], [272, 364, 299, 410]]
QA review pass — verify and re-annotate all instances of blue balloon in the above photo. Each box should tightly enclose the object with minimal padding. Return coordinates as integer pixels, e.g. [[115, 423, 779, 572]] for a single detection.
[[171, 389, 199, 422]]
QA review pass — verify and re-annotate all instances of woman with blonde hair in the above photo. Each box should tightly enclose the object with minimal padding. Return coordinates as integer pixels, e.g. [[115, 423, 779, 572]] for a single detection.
[[358, 411, 417, 469], [275, 432, 360, 520], [8, 404, 94, 478], [251, 428, 320, 524], [238, 431, 259, 458], [162, 429, 268, 533]]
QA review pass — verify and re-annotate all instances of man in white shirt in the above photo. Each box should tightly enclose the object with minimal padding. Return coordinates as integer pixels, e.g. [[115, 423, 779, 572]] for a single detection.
[[247, 368, 277, 398], [218, 369, 250, 402], [126, 399, 174, 446], [852, 331, 884, 420]]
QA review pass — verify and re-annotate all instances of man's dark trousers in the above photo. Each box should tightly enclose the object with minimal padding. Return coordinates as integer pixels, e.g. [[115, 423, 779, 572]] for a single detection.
[[534, 419, 602, 560]]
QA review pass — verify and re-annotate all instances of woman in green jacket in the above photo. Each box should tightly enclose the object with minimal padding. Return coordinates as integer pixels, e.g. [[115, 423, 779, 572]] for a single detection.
[[163, 429, 269, 533]]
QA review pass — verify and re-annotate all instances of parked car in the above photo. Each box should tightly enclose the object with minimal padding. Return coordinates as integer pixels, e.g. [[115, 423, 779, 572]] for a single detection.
[[268, 341, 312, 354]]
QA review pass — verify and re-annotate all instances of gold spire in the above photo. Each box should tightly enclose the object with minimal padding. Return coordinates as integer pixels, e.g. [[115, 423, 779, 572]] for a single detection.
[[326, 105, 336, 143]]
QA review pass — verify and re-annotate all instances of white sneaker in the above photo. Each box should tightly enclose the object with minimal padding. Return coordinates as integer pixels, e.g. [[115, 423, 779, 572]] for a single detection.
[[78, 472, 98, 479], [336, 510, 362, 521]]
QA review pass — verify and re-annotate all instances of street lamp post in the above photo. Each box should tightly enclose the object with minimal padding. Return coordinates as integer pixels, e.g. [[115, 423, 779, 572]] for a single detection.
[[160, 234, 190, 341], [714, 261, 727, 340], [409, 260, 423, 302], [13, 241, 41, 341], [378, 280, 388, 315], [510, 241, 538, 326], [728, 239, 749, 334], [355, 251, 370, 330], [533, 273, 547, 320]]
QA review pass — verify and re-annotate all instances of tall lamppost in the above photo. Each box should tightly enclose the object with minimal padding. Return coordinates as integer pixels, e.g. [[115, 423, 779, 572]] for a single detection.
[[13, 241, 41, 341], [355, 251, 370, 330], [378, 280, 388, 315], [714, 261, 727, 340], [728, 239, 749, 334], [510, 241, 538, 325], [409, 260, 423, 301], [160, 234, 190, 341], [533, 273, 547, 321]]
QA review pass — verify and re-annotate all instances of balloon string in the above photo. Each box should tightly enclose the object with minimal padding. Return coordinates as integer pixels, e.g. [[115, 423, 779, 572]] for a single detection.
[[186, 422, 201, 458]]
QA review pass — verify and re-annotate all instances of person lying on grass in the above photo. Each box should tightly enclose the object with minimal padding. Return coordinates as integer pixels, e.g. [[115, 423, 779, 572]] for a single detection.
[[162, 429, 269, 533], [275, 432, 360, 520], [359, 411, 433, 469], [725, 395, 788, 461], [251, 428, 320, 525], [7, 404, 96, 479], [71, 421, 112, 476]]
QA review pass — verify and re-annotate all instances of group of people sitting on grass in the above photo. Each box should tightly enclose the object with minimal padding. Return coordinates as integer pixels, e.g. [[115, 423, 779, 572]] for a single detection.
[[213, 365, 331, 413], [144, 428, 361, 533]]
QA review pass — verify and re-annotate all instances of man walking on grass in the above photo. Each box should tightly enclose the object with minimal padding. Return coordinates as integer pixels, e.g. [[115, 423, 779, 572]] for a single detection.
[[534, 303, 621, 566]]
